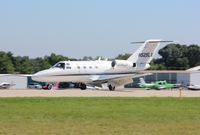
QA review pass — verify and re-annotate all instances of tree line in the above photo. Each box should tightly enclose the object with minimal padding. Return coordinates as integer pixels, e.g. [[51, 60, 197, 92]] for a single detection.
[[0, 43, 200, 74], [0, 52, 71, 74], [150, 43, 200, 70]]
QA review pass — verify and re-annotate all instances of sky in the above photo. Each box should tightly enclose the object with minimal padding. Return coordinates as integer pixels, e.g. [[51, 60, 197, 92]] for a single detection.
[[0, 0, 200, 59]]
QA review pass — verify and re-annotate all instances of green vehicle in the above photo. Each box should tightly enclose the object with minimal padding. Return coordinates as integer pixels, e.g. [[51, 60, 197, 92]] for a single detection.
[[138, 78, 178, 90]]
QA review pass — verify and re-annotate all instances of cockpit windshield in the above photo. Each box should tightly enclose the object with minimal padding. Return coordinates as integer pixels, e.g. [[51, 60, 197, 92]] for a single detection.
[[52, 62, 65, 69]]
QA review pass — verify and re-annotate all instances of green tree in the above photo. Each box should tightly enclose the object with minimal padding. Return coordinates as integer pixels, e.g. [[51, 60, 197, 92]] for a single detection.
[[45, 53, 70, 66], [13, 56, 34, 74], [82, 56, 94, 61], [115, 53, 131, 60], [158, 44, 189, 69], [149, 59, 166, 70], [187, 45, 200, 67], [0, 51, 15, 73], [31, 57, 51, 73]]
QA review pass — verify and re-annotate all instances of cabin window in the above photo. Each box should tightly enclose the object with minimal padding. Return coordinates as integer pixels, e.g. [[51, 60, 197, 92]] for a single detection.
[[95, 66, 98, 69], [83, 66, 86, 69], [66, 66, 71, 69], [66, 63, 70, 65], [77, 66, 80, 69], [53, 62, 65, 69], [133, 63, 136, 67], [89, 66, 92, 69]]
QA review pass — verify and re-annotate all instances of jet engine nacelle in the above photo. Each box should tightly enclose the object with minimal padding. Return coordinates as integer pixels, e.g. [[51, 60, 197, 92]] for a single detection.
[[111, 60, 134, 68]]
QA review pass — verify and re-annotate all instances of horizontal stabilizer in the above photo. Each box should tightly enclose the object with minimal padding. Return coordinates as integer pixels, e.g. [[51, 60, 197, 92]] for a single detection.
[[130, 40, 174, 44]]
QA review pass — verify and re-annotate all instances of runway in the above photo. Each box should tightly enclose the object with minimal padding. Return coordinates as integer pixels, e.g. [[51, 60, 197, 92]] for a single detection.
[[0, 88, 200, 97]]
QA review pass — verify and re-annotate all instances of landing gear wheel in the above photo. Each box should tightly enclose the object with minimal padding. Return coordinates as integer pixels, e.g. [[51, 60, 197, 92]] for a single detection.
[[80, 83, 87, 90], [108, 85, 115, 91], [74, 83, 79, 88], [48, 84, 53, 90]]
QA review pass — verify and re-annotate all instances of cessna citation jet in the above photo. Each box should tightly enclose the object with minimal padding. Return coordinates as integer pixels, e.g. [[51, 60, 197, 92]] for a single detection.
[[32, 39, 172, 90]]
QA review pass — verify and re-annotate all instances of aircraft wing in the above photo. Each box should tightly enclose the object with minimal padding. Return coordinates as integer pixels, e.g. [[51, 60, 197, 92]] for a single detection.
[[156, 85, 166, 90], [90, 73, 152, 86]]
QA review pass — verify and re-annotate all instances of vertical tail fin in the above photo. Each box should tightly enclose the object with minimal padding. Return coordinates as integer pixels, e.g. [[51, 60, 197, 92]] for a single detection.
[[127, 39, 172, 64]]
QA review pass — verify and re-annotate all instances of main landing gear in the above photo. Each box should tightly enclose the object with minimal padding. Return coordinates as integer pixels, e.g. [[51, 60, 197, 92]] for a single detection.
[[47, 84, 53, 90], [108, 84, 115, 91], [74, 83, 87, 90]]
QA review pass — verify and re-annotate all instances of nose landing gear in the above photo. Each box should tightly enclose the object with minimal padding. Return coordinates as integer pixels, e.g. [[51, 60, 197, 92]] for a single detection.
[[108, 84, 115, 91], [80, 83, 86, 90], [74, 83, 87, 90]]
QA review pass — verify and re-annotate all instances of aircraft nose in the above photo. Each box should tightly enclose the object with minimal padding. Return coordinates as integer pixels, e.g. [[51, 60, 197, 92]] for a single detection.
[[32, 72, 42, 82], [32, 70, 48, 82]]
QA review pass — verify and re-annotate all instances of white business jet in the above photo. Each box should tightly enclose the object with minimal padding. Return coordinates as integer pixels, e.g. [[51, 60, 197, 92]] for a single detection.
[[32, 39, 172, 90]]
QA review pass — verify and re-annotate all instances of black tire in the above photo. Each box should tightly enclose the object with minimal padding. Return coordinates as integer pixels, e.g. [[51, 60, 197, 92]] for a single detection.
[[48, 84, 52, 90], [108, 85, 115, 91], [80, 83, 87, 90]]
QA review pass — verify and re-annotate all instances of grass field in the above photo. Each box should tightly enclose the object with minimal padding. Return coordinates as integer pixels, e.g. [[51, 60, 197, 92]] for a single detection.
[[0, 97, 200, 135]]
